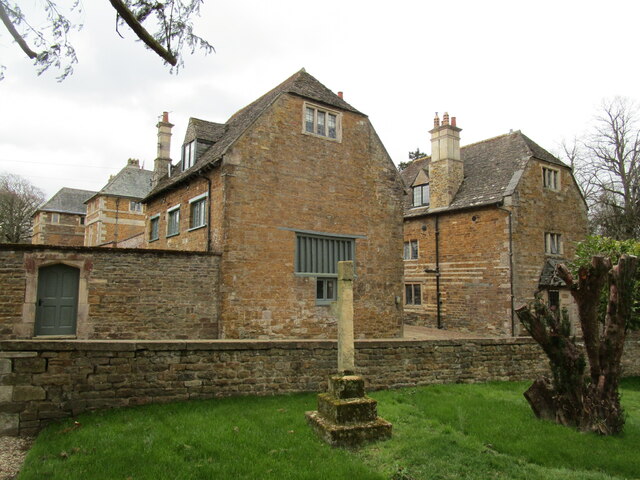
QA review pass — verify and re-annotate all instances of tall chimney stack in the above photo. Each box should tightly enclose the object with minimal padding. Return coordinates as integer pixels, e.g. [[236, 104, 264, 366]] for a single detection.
[[428, 112, 463, 209], [152, 111, 173, 186]]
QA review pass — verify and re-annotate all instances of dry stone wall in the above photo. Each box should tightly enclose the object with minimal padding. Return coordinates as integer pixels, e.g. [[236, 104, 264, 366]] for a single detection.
[[2, 335, 639, 435]]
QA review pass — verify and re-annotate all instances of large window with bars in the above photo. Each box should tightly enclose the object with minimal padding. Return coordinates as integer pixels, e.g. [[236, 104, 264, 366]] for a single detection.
[[295, 234, 354, 275], [295, 233, 355, 305]]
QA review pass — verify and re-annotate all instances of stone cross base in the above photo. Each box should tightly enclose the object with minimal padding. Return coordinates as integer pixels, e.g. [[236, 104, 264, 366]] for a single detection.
[[305, 375, 392, 448]]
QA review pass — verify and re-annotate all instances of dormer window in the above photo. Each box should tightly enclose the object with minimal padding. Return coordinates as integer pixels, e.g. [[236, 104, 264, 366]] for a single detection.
[[182, 141, 196, 171], [303, 103, 341, 141], [412, 184, 429, 207]]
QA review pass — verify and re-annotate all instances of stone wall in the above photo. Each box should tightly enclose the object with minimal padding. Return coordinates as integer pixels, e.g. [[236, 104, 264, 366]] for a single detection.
[[0, 244, 220, 340], [31, 211, 85, 247], [403, 206, 513, 336], [510, 159, 588, 334], [144, 92, 405, 339], [1, 335, 639, 435]]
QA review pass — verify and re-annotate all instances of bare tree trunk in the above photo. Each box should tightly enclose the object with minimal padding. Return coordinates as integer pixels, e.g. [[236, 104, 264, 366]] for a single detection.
[[517, 255, 637, 435]]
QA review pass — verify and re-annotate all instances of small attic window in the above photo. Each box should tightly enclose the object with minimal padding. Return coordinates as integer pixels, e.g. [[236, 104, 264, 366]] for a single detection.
[[303, 103, 341, 141], [182, 140, 196, 171], [412, 184, 429, 207]]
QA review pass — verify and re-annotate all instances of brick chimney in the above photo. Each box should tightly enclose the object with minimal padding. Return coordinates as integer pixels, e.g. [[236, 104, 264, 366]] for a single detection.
[[152, 112, 173, 186], [428, 112, 463, 209]]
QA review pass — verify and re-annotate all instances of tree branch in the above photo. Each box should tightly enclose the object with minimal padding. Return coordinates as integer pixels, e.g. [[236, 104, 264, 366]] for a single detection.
[[108, 0, 177, 66], [0, 1, 38, 59]]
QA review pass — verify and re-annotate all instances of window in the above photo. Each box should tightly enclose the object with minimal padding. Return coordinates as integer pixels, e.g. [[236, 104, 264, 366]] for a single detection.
[[545, 232, 562, 255], [542, 167, 560, 191], [130, 201, 142, 213], [51, 213, 60, 223], [295, 234, 354, 275], [149, 215, 159, 241], [404, 240, 418, 260], [316, 278, 337, 304], [295, 233, 355, 305], [79, 216, 85, 225], [548, 290, 560, 313], [412, 184, 429, 206], [189, 193, 207, 230], [167, 205, 180, 237], [182, 141, 196, 170], [405, 284, 422, 305], [304, 104, 340, 140]]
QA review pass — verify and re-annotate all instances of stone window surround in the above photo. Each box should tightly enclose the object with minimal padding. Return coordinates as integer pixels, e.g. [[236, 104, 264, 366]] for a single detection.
[[188, 192, 208, 231], [404, 283, 422, 306], [302, 102, 342, 142], [316, 277, 337, 306], [542, 165, 560, 191], [544, 232, 563, 255], [129, 201, 143, 213], [403, 239, 418, 260], [166, 204, 181, 238], [20, 253, 90, 339]]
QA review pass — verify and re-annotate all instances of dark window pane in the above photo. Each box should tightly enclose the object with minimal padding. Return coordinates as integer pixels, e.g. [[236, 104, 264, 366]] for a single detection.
[[305, 107, 314, 133], [328, 114, 337, 138], [317, 111, 325, 135], [326, 279, 335, 299], [411, 240, 418, 259], [316, 279, 324, 299], [413, 285, 421, 305], [405, 284, 413, 304]]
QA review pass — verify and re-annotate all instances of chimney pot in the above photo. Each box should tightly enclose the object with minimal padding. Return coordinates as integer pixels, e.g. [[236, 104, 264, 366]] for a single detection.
[[434, 112, 440, 128], [451, 117, 457, 127], [443, 112, 450, 126], [162, 111, 169, 123], [338, 91, 343, 99]]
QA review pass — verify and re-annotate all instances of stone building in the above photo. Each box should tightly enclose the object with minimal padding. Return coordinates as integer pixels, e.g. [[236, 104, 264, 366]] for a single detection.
[[143, 69, 405, 339], [84, 159, 153, 247], [400, 113, 588, 336], [32, 188, 96, 246]]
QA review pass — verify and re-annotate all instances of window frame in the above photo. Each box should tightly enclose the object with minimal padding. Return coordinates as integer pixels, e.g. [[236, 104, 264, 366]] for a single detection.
[[182, 140, 196, 171], [302, 102, 342, 142], [129, 201, 143, 213], [188, 193, 208, 231], [149, 214, 160, 242], [403, 240, 418, 260], [166, 204, 181, 238], [51, 213, 60, 224], [544, 232, 563, 255], [316, 277, 337, 305], [405, 283, 422, 305], [412, 184, 430, 207], [542, 166, 560, 191]]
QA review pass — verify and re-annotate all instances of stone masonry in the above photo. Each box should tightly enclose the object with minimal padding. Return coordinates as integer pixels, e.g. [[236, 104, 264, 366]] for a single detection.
[[0, 244, 220, 340], [1, 334, 639, 435]]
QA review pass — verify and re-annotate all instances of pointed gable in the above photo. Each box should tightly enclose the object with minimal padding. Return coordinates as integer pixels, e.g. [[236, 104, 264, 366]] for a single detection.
[[146, 69, 361, 201]]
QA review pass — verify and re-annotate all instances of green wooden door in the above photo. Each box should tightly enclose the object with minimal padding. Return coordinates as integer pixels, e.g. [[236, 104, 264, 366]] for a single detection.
[[35, 264, 79, 336]]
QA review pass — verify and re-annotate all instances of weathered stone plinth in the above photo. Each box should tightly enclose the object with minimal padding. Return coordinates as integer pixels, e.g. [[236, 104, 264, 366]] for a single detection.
[[306, 375, 392, 448]]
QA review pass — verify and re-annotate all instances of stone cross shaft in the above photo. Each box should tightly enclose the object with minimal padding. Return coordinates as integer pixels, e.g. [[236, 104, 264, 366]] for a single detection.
[[337, 261, 355, 374]]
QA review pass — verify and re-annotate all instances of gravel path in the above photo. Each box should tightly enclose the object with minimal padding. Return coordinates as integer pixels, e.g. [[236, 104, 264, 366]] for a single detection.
[[0, 436, 33, 480]]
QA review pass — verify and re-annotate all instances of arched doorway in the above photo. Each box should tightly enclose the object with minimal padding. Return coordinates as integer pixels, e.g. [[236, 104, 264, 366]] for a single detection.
[[35, 264, 79, 336]]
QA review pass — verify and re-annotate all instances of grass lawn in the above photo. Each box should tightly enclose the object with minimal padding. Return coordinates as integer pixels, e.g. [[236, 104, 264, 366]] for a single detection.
[[19, 378, 640, 480]]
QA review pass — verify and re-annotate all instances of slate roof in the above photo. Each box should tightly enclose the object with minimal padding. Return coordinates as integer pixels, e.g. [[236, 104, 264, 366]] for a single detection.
[[190, 118, 226, 143], [538, 258, 569, 287], [145, 69, 361, 201], [400, 131, 570, 218], [88, 161, 154, 202], [37, 188, 96, 215]]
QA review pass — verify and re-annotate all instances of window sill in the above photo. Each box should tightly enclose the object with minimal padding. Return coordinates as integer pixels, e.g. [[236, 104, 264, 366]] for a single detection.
[[315, 300, 336, 307], [188, 224, 207, 232], [302, 131, 342, 143], [166, 232, 180, 239], [149, 237, 159, 243]]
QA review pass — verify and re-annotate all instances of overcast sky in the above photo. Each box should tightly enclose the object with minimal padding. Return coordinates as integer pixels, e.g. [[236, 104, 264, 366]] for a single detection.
[[1, 0, 638, 199]]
